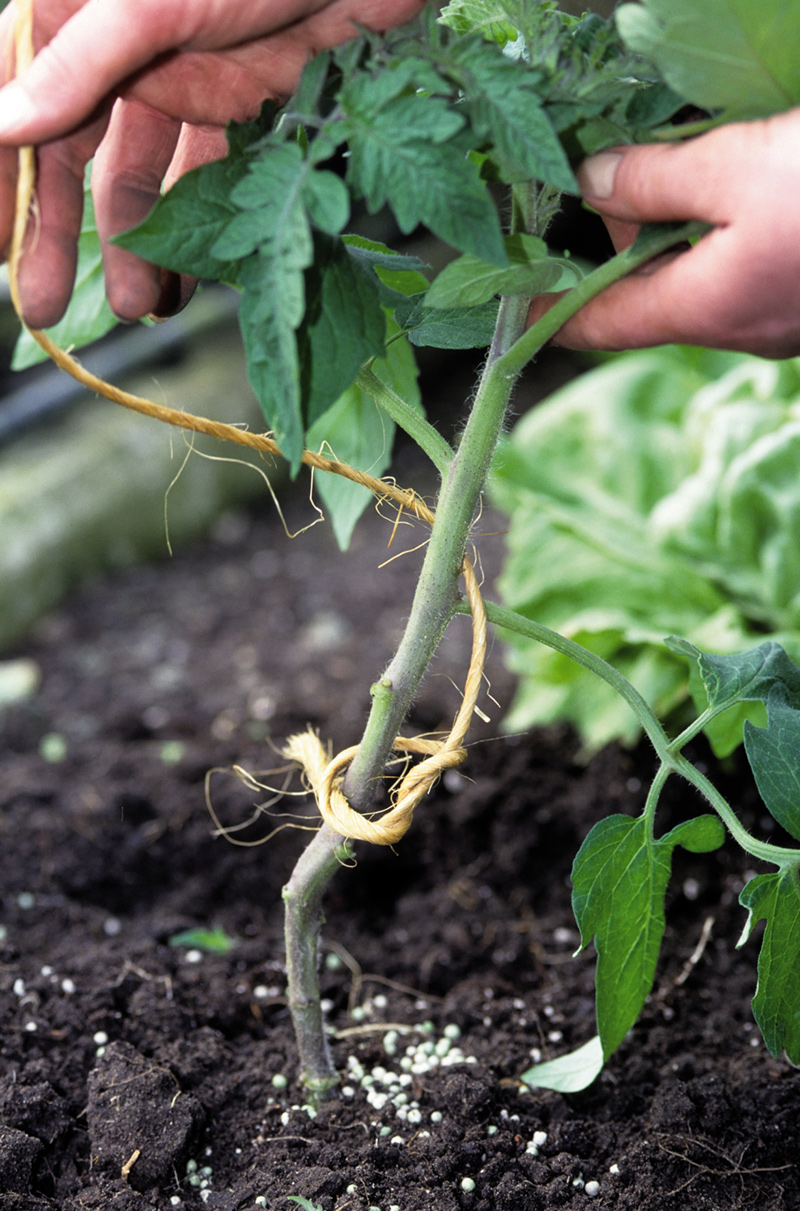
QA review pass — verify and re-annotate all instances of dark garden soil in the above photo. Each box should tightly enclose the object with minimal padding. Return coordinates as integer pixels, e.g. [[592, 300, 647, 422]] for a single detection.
[[0, 462, 798, 1211]]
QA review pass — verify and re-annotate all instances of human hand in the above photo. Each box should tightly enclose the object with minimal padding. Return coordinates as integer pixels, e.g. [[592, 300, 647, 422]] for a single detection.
[[528, 108, 800, 359], [0, 0, 424, 328]]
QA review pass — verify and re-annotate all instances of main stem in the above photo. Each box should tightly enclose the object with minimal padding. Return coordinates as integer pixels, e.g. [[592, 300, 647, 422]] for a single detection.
[[282, 206, 707, 1097], [282, 297, 528, 1097]]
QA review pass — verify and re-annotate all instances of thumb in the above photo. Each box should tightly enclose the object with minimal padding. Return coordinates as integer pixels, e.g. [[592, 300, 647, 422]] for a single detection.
[[577, 127, 742, 228]]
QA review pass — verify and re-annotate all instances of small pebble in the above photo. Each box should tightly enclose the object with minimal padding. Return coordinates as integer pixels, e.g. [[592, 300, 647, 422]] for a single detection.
[[585, 1179, 600, 1197]]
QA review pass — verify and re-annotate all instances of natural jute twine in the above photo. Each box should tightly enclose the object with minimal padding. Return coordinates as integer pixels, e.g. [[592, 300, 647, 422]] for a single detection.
[[8, 0, 487, 846]]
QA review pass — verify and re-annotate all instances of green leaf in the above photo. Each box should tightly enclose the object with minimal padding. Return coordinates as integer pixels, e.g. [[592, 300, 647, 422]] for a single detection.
[[299, 235, 387, 427], [738, 868, 800, 1062], [213, 144, 312, 260], [342, 88, 505, 264], [13, 169, 118, 369], [572, 812, 725, 1059], [448, 36, 578, 191], [237, 227, 310, 472], [666, 639, 800, 713], [616, 0, 800, 120], [744, 687, 800, 842], [438, 0, 520, 45], [406, 299, 499, 350], [306, 322, 420, 550], [114, 153, 249, 282], [425, 233, 579, 310], [168, 927, 237, 954], [521, 1034, 604, 1093]]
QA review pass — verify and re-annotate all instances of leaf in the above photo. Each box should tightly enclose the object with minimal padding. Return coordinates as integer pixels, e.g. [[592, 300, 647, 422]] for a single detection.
[[168, 927, 237, 954], [13, 169, 118, 369], [306, 322, 420, 550], [448, 36, 578, 191], [572, 812, 725, 1059], [616, 0, 800, 120], [342, 86, 506, 264], [114, 152, 249, 282], [738, 868, 800, 1063], [343, 234, 430, 299], [298, 235, 387, 428], [521, 1034, 604, 1093], [237, 227, 311, 472], [744, 686, 800, 842], [666, 639, 800, 713], [213, 144, 312, 260], [406, 299, 499, 350], [425, 233, 579, 310], [438, 0, 520, 45]]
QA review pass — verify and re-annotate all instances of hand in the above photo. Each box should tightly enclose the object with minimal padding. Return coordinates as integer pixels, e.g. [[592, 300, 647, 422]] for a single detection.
[[0, 0, 424, 327], [528, 108, 800, 359]]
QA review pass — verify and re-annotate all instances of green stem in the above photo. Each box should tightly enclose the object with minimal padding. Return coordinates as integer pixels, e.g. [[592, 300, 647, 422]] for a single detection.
[[282, 293, 529, 1097], [672, 753, 800, 867], [467, 597, 800, 867], [356, 365, 454, 476], [495, 220, 711, 381], [466, 597, 673, 763], [281, 213, 714, 1098]]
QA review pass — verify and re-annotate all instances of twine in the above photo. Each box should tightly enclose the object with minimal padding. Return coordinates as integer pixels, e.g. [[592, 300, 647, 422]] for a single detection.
[[8, 0, 488, 846]]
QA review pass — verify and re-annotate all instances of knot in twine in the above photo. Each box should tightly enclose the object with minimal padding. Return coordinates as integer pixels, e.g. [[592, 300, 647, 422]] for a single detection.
[[283, 556, 487, 846]]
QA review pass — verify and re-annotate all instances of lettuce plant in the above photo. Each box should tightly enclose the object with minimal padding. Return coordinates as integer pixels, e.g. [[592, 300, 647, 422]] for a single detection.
[[16, 0, 800, 1096], [492, 346, 800, 756]]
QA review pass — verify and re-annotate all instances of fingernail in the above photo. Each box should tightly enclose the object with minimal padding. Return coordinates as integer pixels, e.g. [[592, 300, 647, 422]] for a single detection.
[[578, 152, 622, 200], [0, 83, 39, 138]]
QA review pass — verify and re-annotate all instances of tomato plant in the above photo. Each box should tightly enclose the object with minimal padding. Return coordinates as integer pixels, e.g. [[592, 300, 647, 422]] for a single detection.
[[15, 0, 800, 1098]]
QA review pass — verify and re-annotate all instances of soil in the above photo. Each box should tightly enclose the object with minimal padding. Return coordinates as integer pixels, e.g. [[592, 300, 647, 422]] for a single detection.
[[1, 449, 798, 1211]]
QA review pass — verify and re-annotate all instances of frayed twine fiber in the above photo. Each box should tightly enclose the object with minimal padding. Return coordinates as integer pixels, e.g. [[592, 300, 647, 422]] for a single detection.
[[9, 0, 488, 847]]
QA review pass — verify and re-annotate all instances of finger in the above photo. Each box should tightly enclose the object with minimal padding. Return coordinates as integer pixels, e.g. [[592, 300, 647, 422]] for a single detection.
[[92, 97, 180, 320], [527, 227, 800, 357], [16, 118, 106, 328], [0, 0, 334, 143], [577, 122, 760, 228], [163, 123, 228, 190], [149, 123, 228, 319]]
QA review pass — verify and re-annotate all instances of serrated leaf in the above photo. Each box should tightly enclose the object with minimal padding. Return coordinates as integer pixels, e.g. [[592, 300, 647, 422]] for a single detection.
[[438, 0, 520, 45], [114, 101, 276, 279], [237, 227, 310, 472], [521, 1034, 604, 1093], [449, 37, 578, 191], [666, 638, 800, 713], [13, 170, 118, 369], [616, 0, 800, 121], [306, 320, 420, 550], [425, 233, 579, 310], [738, 869, 800, 1062], [212, 144, 311, 260], [299, 235, 387, 427], [343, 89, 505, 264], [572, 812, 725, 1058]]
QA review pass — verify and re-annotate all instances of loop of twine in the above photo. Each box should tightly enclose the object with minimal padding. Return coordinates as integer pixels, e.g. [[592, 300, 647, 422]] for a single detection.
[[284, 555, 486, 845], [9, 0, 488, 847]]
